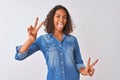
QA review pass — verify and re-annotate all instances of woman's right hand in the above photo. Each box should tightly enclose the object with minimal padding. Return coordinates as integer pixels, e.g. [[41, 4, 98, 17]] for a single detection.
[[27, 17, 44, 42], [18, 17, 44, 53]]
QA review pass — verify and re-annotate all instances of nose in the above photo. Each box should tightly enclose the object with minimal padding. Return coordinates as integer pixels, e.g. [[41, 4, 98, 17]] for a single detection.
[[59, 16, 64, 22]]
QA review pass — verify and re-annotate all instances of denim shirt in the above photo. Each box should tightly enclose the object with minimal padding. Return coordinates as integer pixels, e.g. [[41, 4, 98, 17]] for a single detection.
[[15, 33, 85, 80]]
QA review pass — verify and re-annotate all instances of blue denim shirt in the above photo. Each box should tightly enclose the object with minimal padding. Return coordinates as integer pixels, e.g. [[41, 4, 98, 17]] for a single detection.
[[15, 33, 85, 80]]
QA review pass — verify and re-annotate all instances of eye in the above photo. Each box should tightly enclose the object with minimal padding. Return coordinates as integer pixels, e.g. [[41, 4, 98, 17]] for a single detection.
[[56, 15, 60, 18], [63, 16, 67, 19]]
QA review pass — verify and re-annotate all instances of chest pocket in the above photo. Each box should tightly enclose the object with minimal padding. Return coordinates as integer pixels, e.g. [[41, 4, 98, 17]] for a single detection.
[[45, 43, 58, 61], [64, 43, 75, 59], [64, 43, 75, 51], [46, 43, 57, 51]]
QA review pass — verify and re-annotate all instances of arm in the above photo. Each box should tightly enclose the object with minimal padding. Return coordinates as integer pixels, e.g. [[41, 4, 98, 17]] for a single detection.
[[74, 37, 85, 70], [15, 17, 44, 60], [74, 37, 98, 76], [19, 38, 35, 53]]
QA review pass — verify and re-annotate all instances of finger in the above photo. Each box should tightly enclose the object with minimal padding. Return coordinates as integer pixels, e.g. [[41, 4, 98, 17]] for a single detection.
[[29, 25, 34, 31], [27, 28, 30, 34], [34, 17, 39, 28], [87, 57, 91, 67], [85, 57, 91, 72], [27, 25, 33, 34], [90, 59, 99, 67], [89, 68, 95, 76], [80, 68, 89, 76], [36, 21, 44, 32]]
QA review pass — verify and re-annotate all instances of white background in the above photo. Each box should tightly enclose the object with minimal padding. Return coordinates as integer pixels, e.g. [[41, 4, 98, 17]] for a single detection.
[[0, 0, 120, 80]]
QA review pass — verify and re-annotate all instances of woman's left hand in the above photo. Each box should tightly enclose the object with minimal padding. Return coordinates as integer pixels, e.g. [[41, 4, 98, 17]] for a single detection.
[[79, 57, 98, 76]]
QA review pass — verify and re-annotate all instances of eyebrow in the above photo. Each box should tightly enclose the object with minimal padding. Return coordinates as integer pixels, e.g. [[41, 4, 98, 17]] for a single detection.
[[55, 14, 67, 16]]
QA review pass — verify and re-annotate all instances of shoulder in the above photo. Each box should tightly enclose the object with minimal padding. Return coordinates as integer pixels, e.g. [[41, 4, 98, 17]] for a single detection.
[[65, 34, 77, 40], [64, 34, 79, 44], [37, 33, 50, 39], [36, 33, 53, 43]]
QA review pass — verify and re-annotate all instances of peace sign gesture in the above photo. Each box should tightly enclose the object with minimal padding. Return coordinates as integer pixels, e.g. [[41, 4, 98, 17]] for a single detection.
[[18, 17, 44, 53], [27, 17, 44, 42], [80, 57, 98, 76]]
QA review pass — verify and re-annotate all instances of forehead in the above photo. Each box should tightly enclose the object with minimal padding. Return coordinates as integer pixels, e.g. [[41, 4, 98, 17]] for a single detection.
[[55, 9, 67, 15]]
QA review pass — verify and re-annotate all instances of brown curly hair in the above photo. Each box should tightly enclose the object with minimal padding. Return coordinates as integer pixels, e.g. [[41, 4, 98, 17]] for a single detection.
[[44, 5, 73, 34]]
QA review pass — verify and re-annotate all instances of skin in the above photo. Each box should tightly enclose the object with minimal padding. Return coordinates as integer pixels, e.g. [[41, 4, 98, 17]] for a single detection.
[[79, 57, 98, 76], [53, 9, 67, 41], [18, 17, 44, 53], [19, 9, 98, 77]]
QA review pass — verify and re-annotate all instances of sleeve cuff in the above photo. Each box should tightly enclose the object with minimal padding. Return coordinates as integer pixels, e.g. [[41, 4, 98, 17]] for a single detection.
[[15, 45, 28, 60], [76, 63, 85, 71]]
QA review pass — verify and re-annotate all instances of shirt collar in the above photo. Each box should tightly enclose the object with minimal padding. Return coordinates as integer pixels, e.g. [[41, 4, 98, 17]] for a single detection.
[[48, 33, 66, 40]]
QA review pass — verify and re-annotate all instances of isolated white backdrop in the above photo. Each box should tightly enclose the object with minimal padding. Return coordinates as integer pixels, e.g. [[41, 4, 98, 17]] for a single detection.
[[0, 0, 120, 80]]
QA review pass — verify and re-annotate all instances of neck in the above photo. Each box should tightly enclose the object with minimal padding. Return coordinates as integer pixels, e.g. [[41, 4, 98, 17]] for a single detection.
[[54, 30, 63, 36], [53, 31, 63, 41]]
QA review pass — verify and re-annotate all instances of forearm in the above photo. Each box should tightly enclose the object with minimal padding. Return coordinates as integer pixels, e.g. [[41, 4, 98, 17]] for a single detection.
[[19, 39, 34, 53]]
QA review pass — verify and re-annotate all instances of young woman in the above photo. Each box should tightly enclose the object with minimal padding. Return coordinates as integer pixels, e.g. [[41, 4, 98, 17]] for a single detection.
[[15, 5, 98, 80]]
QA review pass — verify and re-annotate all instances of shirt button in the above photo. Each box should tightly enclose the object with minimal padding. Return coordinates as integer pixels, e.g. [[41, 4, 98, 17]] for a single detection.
[[61, 61, 63, 64], [60, 53, 63, 55], [59, 45, 62, 48], [62, 71, 64, 74]]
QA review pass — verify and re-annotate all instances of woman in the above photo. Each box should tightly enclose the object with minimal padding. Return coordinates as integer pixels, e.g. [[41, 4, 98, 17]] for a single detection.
[[15, 5, 98, 80]]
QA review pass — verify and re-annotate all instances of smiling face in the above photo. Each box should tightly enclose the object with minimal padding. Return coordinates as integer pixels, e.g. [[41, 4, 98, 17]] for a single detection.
[[53, 9, 67, 33], [44, 5, 73, 34]]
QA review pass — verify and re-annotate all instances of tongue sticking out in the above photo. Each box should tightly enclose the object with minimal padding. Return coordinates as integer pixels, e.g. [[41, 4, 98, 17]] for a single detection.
[[58, 23, 64, 28]]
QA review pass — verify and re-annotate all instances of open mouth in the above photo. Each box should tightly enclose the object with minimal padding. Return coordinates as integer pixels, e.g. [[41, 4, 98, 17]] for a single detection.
[[58, 22, 64, 28]]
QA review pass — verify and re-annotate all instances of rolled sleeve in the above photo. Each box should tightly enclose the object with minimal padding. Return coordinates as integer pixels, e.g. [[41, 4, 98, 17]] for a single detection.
[[15, 45, 28, 60], [76, 63, 85, 71], [74, 37, 85, 71]]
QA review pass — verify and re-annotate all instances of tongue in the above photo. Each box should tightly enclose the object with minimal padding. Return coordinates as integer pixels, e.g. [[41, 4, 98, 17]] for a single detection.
[[58, 23, 64, 28]]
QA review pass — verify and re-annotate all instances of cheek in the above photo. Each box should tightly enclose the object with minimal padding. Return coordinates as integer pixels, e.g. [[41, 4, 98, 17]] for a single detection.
[[53, 17, 57, 23], [64, 20, 67, 25], [53, 19, 56, 26]]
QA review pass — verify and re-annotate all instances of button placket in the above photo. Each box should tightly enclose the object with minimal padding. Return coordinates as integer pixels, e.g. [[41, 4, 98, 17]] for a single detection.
[[59, 43, 65, 80], [60, 53, 65, 79]]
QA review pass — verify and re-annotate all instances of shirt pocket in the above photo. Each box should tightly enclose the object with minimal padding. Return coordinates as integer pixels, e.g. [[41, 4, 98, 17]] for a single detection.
[[46, 43, 57, 51], [45, 43, 58, 64], [64, 43, 75, 61], [64, 43, 75, 51]]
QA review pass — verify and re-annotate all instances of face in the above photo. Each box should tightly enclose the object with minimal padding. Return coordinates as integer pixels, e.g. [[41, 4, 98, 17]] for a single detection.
[[53, 9, 67, 32]]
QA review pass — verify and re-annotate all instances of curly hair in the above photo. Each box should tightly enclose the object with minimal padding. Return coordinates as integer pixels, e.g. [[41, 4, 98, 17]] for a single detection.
[[44, 5, 73, 34]]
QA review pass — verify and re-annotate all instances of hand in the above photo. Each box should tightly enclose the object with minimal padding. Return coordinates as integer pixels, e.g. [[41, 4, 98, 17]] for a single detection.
[[80, 57, 98, 76], [27, 17, 44, 42]]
